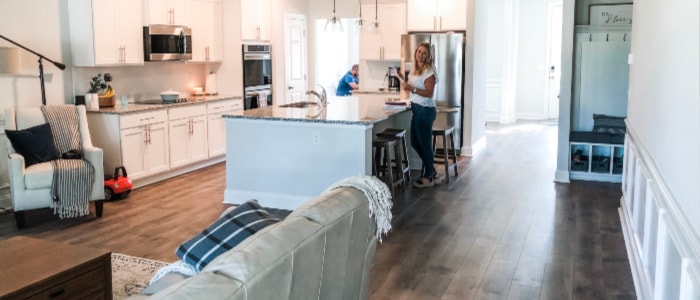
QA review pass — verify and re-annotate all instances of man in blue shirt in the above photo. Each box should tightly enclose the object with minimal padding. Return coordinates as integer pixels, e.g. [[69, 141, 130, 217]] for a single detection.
[[336, 64, 359, 96]]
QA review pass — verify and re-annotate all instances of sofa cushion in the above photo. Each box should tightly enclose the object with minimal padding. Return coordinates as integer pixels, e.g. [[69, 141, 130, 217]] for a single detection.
[[592, 114, 626, 136], [5, 123, 59, 167], [24, 162, 54, 190], [176, 200, 280, 271]]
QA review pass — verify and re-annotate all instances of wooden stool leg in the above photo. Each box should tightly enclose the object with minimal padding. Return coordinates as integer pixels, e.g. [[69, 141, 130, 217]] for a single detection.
[[384, 145, 395, 195], [400, 137, 410, 181], [450, 132, 458, 177], [441, 133, 449, 183]]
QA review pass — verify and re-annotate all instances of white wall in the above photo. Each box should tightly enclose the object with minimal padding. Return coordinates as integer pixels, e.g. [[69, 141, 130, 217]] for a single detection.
[[0, 0, 69, 108], [627, 0, 700, 233]]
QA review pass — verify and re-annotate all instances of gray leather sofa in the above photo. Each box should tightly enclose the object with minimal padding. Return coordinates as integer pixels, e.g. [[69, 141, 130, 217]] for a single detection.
[[134, 186, 379, 299]]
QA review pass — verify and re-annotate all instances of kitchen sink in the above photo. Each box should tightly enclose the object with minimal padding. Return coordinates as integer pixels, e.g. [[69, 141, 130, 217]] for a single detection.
[[279, 101, 318, 108]]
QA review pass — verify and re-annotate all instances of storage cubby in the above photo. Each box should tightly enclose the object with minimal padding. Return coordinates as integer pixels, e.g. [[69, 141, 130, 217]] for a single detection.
[[570, 142, 623, 182]]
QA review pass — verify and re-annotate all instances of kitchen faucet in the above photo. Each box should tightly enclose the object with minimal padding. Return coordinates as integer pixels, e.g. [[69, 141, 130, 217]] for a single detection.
[[305, 85, 327, 108]]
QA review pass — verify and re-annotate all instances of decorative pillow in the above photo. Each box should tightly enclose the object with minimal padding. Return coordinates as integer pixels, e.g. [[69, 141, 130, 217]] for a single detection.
[[592, 114, 626, 136], [5, 123, 59, 167], [176, 200, 280, 271]]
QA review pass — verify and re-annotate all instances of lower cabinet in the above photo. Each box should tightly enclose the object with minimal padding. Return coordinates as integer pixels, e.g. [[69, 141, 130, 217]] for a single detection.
[[86, 98, 242, 183], [121, 121, 170, 179], [570, 142, 624, 182], [207, 100, 243, 157], [169, 104, 209, 169]]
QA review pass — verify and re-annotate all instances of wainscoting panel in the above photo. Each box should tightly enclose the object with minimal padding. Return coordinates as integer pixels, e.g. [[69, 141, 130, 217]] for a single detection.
[[620, 123, 700, 299]]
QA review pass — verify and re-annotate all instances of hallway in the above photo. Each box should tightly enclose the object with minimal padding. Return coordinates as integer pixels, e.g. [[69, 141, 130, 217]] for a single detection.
[[369, 121, 636, 299]]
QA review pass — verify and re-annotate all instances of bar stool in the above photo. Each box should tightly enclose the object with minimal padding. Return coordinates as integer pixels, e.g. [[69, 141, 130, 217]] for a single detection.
[[372, 136, 404, 195], [432, 126, 458, 183], [376, 128, 411, 185]]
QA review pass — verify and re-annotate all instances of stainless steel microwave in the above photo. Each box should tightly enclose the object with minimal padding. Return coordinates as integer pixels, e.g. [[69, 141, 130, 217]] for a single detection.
[[143, 25, 192, 61]]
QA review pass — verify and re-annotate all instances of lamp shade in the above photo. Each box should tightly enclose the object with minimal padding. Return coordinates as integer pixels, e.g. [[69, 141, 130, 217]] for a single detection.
[[0, 47, 20, 74]]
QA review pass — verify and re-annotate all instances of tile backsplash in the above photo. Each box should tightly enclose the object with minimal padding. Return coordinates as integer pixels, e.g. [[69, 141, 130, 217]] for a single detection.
[[359, 60, 401, 91], [72, 62, 206, 103]]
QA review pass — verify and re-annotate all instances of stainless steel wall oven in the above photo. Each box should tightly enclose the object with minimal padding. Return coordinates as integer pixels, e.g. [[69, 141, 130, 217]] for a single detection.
[[242, 44, 272, 110]]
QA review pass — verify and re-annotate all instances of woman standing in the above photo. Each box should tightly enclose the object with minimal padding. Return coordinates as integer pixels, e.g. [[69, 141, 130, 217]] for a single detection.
[[401, 42, 443, 187]]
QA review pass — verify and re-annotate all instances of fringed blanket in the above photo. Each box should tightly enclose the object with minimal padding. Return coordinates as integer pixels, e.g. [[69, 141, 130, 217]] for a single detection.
[[325, 175, 393, 242], [42, 105, 94, 219]]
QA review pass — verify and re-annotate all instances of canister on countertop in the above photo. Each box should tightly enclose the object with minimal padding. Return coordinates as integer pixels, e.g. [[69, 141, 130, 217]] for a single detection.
[[205, 72, 218, 95]]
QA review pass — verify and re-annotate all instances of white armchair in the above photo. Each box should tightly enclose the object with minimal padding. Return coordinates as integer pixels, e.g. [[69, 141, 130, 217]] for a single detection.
[[5, 105, 104, 229]]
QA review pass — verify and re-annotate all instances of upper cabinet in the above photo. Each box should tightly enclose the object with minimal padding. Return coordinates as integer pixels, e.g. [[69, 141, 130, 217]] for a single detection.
[[189, 0, 223, 62], [241, 0, 271, 42], [407, 0, 466, 31], [146, 0, 189, 26], [359, 3, 406, 61], [68, 0, 144, 66]]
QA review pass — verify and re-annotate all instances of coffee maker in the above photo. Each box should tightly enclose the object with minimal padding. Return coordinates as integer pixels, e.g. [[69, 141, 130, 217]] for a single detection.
[[386, 67, 400, 91]]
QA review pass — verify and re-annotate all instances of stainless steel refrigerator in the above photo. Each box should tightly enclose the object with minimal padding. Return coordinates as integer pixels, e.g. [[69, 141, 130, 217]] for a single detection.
[[401, 32, 465, 152]]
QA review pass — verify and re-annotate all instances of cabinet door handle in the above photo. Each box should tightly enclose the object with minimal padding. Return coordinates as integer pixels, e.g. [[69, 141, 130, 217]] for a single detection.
[[434, 16, 437, 30], [144, 126, 149, 145], [440, 16, 443, 30]]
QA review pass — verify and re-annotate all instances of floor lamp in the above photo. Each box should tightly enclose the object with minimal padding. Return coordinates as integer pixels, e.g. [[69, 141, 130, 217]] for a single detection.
[[0, 34, 65, 105]]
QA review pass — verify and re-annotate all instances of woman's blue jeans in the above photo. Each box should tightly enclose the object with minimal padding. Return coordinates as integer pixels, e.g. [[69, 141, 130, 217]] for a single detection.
[[410, 103, 437, 178]]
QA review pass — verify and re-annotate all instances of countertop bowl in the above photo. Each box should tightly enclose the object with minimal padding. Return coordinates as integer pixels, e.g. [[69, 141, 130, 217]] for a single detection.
[[160, 91, 180, 102]]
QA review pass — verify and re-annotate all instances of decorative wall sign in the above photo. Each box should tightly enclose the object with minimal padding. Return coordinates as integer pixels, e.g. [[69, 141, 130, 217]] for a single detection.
[[589, 4, 633, 25]]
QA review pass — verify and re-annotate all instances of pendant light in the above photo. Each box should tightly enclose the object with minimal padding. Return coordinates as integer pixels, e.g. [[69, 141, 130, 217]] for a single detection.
[[368, 0, 382, 35], [325, 0, 343, 32], [354, 0, 365, 33]]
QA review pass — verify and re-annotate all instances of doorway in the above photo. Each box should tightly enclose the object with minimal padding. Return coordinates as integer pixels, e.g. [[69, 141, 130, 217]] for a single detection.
[[546, 2, 563, 119], [284, 14, 308, 104]]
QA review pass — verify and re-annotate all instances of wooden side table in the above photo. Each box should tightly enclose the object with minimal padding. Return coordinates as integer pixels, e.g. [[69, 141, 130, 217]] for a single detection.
[[0, 236, 112, 299]]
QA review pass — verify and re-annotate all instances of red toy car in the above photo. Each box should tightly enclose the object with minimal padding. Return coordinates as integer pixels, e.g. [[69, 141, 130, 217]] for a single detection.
[[104, 166, 133, 201]]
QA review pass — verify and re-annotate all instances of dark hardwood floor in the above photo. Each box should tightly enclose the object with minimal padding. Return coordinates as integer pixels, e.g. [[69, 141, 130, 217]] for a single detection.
[[0, 121, 635, 299]]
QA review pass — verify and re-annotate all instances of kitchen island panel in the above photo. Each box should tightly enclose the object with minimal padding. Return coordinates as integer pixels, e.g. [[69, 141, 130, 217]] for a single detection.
[[224, 118, 371, 210]]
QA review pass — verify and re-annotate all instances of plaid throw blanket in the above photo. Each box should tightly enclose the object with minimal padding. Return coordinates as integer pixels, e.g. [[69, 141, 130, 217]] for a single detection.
[[41, 105, 94, 219]]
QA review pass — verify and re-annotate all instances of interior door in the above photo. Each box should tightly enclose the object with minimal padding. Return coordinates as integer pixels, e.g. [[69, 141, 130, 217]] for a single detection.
[[284, 14, 307, 104], [546, 2, 563, 119]]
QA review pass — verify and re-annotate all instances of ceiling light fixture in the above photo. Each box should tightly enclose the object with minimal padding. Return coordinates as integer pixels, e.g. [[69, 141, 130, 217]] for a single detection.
[[325, 0, 343, 32], [354, 0, 365, 33], [368, 0, 382, 35]]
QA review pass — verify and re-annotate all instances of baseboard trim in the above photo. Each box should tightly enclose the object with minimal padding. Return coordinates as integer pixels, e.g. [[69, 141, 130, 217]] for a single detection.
[[619, 202, 652, 300], [132, 156, 225, 189], [554, 169, 570, 183]]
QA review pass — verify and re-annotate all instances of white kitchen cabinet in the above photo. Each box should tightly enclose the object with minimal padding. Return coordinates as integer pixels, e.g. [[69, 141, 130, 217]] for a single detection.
[[189, 0, 223, 62], [68, 0, 144, 66], [169, 105, 209, 168], [240, 0, 271, 42], [87, 110, 170, 181], [207, 99, 243, 157], [359, 3, 406, 61], [407, 0, 466, 31], [121, 122, 170, 179], [146, 0, 189, 26]]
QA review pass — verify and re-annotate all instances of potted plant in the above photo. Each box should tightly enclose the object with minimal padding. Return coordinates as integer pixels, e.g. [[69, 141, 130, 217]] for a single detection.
[[88, 73, 115, 107]]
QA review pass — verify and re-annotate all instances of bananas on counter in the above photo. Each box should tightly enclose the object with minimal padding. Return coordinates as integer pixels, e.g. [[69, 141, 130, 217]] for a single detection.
[[100, 85, 114, 98]]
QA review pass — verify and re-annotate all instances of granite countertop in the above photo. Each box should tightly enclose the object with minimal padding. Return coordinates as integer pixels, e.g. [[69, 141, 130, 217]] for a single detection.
[[352, 89, 401, 95], [86, 95, 242, 115], [224, 95, 410, 125]]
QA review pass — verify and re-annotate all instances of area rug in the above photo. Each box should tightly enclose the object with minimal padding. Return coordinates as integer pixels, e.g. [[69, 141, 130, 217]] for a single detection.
[[112, 253, 170, 299]]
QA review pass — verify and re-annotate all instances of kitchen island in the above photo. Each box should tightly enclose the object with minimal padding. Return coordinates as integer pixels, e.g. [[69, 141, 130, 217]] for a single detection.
[[223, 95, 412, 209]]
